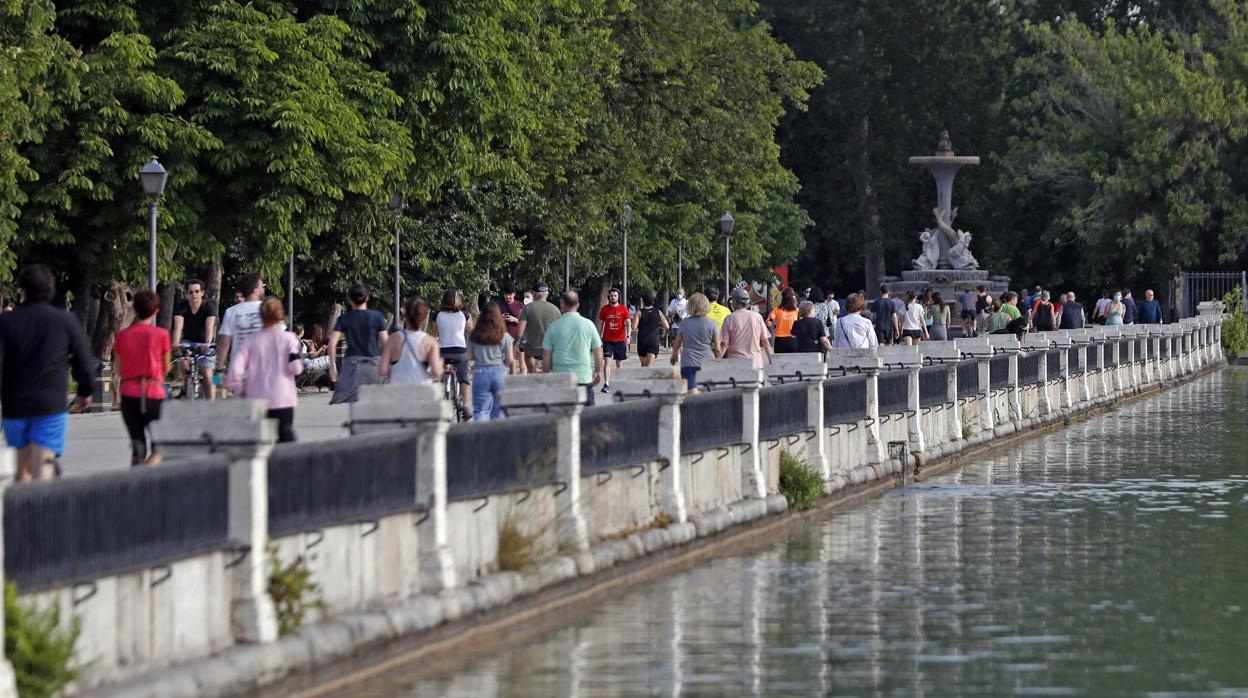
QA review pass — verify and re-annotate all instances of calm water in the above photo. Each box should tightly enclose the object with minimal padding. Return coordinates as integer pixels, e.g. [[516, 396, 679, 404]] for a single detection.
[[343, 370, 1248, 697]]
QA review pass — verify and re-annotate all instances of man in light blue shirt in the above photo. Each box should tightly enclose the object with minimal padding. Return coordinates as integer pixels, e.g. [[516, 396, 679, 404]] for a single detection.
[[543, 291, 604, 406]]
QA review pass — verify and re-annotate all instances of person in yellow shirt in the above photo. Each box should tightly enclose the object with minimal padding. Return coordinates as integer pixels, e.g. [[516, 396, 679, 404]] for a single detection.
[[705, 287, 731, 328]]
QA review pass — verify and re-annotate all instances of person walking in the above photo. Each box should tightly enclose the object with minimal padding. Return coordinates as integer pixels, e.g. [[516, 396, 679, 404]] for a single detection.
[[815, 289, 839, 339], [113, 289, 171, 466], [1137, 289, 1164, 324], [792, 301, 833, 353], [927, 292, 951, 341], [467, 302, 514, 421], [959, 288, 977, 337], [767, 287, 800, 353], [833, 294, 879, 348], [1059, 292, 1086, 330], [215, 273, 271, 382], [669, 292, 721, 392], [224, 298, 303, 443], [432, 289, 474, 414], [900, 291, 928, 345], [1122, 288, 1137, 325], [1093, 290, 1112, 325], [633, 292, 669, 367], [1104, 291, 1126, 326], [869, 285, 901, 345], [999, 292, 1029, 338], [0, 265, 94, 480], [171, 278, 218, 399], [705, 287, 731, 328], [597, 287, 630, 393], [499, 283, 527, 374], [1029, 290, 1059, 332], [987, 299, 1011, 334], [720, 288, 772, 367], [516, 283, 561, 374], [976, 295, 995, 335], [543, 291, 604, 406], [379, 296, 443, 385], [327, 284, 389, 404], [666, 287, 688, 349]]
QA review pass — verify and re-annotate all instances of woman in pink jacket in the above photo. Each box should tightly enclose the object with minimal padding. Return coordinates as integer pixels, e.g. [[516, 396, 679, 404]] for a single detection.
[[225, 297, 304, 442]]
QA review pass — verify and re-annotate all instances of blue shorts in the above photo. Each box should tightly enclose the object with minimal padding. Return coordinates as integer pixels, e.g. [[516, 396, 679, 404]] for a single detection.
[[3, 413, 69, 456], [680, 366, 699, 390]]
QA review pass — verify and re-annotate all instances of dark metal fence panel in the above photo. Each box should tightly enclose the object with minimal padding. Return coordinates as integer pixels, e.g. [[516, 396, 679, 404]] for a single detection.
[[989, 356, 1011, 389], [5, 455, 232, 592], [1135, 338, 1147, 361], [446, 415, 560, 501], [268, 430, 420, 537], [1161, 339, 1171, 359], [957, 361, 980, 398], [823, 377, 867, 425], [758, 383, 809, 440], [1047, 351, 1061, 378], [1068, 346, 1084, 373], [680, 390, 744, 455], [877, 371, 910, 415], [1018, 354, 1042, 385], [1179, 270, 1246, 318], [1087, 346, 1101, 371], [919, 367, 948, 408], [580, 399, 662, 474]]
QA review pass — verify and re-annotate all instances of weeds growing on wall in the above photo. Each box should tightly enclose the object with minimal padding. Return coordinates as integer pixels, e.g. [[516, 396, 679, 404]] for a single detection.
[[498, 515, 542, 572], [778, 450, 823, 512], [961, 409, 974, 440], [1221, 288, 1248, 357], [268, 546, 324, 637], [5, 582, 79, 698]]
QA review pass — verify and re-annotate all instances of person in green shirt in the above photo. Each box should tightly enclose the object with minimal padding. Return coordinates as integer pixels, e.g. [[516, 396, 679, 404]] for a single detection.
[[516, 283, 562, 374], [997, 292, 1029, 338], [543, 291, 604, 406]]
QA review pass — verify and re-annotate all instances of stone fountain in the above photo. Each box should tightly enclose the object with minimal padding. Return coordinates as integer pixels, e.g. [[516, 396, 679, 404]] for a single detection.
[[883, 131, 1009, 300]]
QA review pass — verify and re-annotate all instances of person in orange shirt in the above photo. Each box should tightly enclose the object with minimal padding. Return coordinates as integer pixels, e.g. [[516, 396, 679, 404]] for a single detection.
[[767, 287, 800, 354]]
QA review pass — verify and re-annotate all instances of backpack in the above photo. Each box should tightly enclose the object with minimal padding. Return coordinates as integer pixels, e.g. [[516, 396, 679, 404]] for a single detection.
[[1032, 301, 1054, 330]]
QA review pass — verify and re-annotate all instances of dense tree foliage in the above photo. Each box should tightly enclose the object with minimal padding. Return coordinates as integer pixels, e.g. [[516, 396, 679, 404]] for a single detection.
[[0, 0, 820, 333]]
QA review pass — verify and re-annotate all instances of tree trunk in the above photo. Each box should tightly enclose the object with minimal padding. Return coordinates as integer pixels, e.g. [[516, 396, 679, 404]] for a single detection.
[[205, 260, 223, 312], [849, 113, 885, 295], [157, 283, 177, 330], [69, 277, 92, 329], [92, 281, 136, 360]]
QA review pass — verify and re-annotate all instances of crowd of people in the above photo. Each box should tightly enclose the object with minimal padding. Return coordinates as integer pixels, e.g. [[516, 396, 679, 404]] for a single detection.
[[0, 264, 1173, 480]]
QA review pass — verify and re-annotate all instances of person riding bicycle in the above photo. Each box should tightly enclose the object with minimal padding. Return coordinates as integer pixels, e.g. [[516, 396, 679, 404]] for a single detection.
[[171, 278, 217, 399]]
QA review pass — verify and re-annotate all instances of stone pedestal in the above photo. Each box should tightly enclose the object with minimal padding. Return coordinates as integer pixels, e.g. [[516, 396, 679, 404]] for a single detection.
[[698, 360, 766, 499], [766, 355, 830, 481], [825, 350, 886, 466], [607, 367, 689, 524]]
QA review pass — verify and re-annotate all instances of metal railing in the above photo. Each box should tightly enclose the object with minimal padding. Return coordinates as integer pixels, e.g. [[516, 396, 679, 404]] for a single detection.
[[5, 455, 233, 592], [1068, 347, 1084, 373], [581, 399, 662, 474], [268, 429, 421, 537], [919, 367, 949, 408], [758, 383, 809, 440], [446, 414, 560, 500], [1047, 351, 1061, 377], [957, 361, 980, 398], [680, 390, 744, 455], [823, 376, 867, 426], [1018, 354, 1042, 385], [877, 372, 909, 415], [1179, 270, 1245, 318], [989, 356, 1011, 389]]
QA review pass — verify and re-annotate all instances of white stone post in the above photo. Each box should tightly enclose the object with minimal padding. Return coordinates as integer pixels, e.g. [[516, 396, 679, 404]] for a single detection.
[[955, 337, 993, 434], [350, 384, 456, 593], [880, 346, 924, 459], [699, 360, 766, 500], [0, 449, 19, 698], [1021, 337, 1052, 418], [988, 336, 1022, 422], [152, 401, 278, 643], [825, 350, 886, 466], [500, 373, 590, 553], [1119, 327, 1139, 393], [608, 366, 689, 524], [766, 355, 830, 481], [916, 341, 961, 443]]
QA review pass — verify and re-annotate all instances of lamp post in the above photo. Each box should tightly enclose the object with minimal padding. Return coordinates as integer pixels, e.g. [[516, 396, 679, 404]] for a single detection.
[[621, 204, 633, 305], [139, 156, 168, 290], [719, 212, 735, 301], [388, 192, 404, 326], [565, 244, 571, 292], [288, 252, 295, 321]]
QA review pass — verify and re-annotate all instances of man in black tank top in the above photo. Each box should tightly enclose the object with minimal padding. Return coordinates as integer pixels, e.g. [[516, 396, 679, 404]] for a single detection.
[[632, 292, 669, 366]]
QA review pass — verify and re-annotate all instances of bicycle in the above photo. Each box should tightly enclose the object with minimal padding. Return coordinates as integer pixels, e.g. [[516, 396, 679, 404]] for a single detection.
[[172, 344, 216, 400], [442, 362, 470, 422]]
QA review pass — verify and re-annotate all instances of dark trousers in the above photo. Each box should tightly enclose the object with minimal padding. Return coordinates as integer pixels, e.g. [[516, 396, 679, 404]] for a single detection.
[[267, 407, 296, 443], [121, 396, 163, 465], [580, 384, 596, 407]]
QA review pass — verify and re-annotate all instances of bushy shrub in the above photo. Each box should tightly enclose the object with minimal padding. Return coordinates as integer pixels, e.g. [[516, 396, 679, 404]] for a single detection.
[[1221, 288, 1248, 357], [5, 582, 79, 698], [778, 450, 823, 512]]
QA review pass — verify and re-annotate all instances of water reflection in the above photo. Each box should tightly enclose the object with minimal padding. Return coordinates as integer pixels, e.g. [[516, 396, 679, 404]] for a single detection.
[[343, 371, 1248, 697]]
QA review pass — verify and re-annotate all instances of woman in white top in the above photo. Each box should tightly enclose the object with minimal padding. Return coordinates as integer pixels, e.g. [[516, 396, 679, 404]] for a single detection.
[[833, 294, 879, 349], [900, 291, 929, 345], [380, 296, 443, 386], [431, 289, 474, 409]]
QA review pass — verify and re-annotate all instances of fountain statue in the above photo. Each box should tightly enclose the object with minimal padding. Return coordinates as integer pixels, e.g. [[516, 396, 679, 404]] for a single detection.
[[884, 131, 1008, 301]]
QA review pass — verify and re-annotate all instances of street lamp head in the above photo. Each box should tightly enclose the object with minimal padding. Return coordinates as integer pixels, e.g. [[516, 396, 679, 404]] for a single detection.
[[718, 212, 735, 236], [139, 156, 168, 199], [388, 191, 404, 211], [621, 204, 634, 227]]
